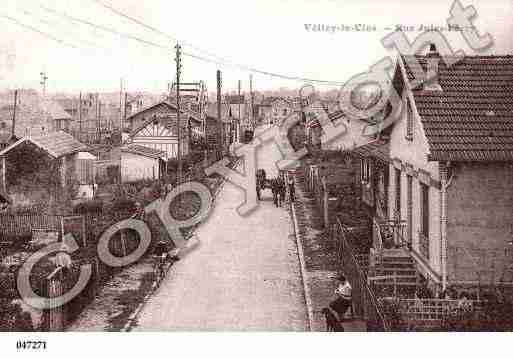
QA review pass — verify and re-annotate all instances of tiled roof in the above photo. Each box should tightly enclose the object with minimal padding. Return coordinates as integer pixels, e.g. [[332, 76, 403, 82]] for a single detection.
[[0, 131, 88, 158], [30, 131, 89, 158], [352, 140, 390, 163], [121, 144, 165, 159], [126, 101, 201, 124], [401, 54, 513, 161]]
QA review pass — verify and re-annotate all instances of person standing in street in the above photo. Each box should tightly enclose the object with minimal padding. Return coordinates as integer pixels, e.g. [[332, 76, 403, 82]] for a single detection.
[[287, 175, 296, 202], [271, 178, 279, 207]]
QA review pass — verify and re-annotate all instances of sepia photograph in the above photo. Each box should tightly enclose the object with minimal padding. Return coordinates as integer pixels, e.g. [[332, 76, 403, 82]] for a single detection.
[[1, 0, 513, 356]]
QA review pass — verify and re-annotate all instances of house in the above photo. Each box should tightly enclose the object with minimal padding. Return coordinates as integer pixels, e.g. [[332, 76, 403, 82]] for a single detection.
[[383, 46, 513, 292], [265, 97, 292, 127], [120, 144, 166, 182], [126, 101, 202, 160], [0, 91, 73, 137], [0, 131, 95, 204]]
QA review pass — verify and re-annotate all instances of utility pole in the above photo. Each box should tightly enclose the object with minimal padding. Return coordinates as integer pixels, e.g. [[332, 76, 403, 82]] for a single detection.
[[250, 74, 254, 130], [11, 89, 17, 138], [96, 93, 100, 141], [217, 70, 222, 158], [40, 72, 48, 97], [238, 80, 241, 143], [123, 92, 128, 134], [175, 43, 182, 185], [79, 92, 82, 140], [119, 78, 123, 132]]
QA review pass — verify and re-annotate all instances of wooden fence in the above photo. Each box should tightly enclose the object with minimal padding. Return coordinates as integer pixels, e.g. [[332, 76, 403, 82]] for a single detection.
[[0, 213, 61, 238]]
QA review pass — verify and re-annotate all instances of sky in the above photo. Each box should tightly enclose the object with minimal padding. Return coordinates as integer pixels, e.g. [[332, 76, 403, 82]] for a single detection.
[[1, 0, 513, 94]]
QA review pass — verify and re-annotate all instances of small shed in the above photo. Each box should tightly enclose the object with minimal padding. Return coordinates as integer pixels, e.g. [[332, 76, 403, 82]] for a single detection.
[[120, 144, 166, 182], [0, 131, 93, 202]]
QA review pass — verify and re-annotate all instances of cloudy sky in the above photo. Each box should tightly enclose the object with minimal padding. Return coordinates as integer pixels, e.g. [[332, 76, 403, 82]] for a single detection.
[[1, 0, 513, 94]]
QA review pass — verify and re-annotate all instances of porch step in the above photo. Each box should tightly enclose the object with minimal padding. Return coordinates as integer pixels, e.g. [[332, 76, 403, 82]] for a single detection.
[[373, 268, 417, 277], [380, 256, 414, 263]]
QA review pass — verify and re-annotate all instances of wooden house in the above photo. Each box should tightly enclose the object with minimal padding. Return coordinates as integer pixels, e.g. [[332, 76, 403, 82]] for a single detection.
[[126, 101, 203, 160], [120, 144, 166, 182], [0, 131, 95, 204]]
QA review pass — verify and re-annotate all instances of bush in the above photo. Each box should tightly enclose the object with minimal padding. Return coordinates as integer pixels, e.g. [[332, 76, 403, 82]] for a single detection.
[[110, 198, 138, 213]]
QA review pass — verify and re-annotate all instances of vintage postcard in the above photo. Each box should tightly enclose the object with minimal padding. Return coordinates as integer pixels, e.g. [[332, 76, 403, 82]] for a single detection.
[[1, 0, 513, 356]]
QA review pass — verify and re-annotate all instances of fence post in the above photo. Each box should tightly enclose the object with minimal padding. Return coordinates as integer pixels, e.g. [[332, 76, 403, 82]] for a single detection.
[[321, 176, 329, 229], [45, 268, 65, 331]]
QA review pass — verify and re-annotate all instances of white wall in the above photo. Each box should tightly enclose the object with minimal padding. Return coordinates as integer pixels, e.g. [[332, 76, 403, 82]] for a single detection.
[[388, 85, 442, 278], [121, 152, 160, 182]]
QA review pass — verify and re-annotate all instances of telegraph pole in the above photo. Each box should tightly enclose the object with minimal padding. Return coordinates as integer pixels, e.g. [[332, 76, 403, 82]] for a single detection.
[[79, 92, 82, 139], [250, 74, 254, 129], [238, 80, 241, 143], [40, 72, 48, 97], [123, 93, 128, 133], [216, 70, 222, 158], [11, 89, 17, 138], [175, 43, 182, 185]]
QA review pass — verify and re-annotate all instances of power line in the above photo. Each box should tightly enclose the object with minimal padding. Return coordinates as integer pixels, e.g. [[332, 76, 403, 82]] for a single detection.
[[6, 3, 347, 87], [91, 0, 228, 64], [21, 7, 104, 49], [90, 0, 346, 86], [0, 14, 78, 49], [39, 4, 173, 53]]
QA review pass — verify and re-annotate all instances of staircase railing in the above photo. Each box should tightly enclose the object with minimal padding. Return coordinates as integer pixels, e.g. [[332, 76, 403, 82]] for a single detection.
[[334, 218, 390, 331]]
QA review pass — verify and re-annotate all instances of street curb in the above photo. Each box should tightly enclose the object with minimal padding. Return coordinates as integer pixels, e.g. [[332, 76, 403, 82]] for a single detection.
[[121, 157, 241, 332], [288, 176, 314, 332]]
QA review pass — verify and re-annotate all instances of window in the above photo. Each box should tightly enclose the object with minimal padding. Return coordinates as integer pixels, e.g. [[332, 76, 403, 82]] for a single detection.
[[395, 168, 401, 219], [406, 99, 413, 141], [420, 183, 430, 259], [283, 108, 288, 116]]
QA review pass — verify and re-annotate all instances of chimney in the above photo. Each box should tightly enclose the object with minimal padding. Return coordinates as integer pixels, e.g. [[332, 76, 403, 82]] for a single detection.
[[424, 44, 442, 91]]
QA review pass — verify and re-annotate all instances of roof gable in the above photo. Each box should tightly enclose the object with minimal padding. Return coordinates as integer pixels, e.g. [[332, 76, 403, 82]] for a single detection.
[[127, 101, 201, 124], [0, 131, 89, 158], [398, 54, 513, 161]]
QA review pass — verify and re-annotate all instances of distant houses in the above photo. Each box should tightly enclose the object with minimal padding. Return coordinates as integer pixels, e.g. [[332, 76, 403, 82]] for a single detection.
[[0, 90, 73, 138]]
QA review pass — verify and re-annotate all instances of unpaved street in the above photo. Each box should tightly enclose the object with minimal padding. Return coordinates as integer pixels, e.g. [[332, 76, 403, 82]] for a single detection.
[[134, 127, 308, 331]]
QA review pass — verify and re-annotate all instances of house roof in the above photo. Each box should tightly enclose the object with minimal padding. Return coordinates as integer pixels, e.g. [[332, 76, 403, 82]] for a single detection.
[[126, 101, 201, 124], [226, 95, 245, 104], [121, 144, 165, 159], [400, 53, 513, 161], [352, 140, 390, 163], [0, 131, 89, 158]]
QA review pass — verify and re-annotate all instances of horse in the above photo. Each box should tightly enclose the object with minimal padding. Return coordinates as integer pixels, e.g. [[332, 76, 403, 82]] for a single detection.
[[321, 307, 345, 332]]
